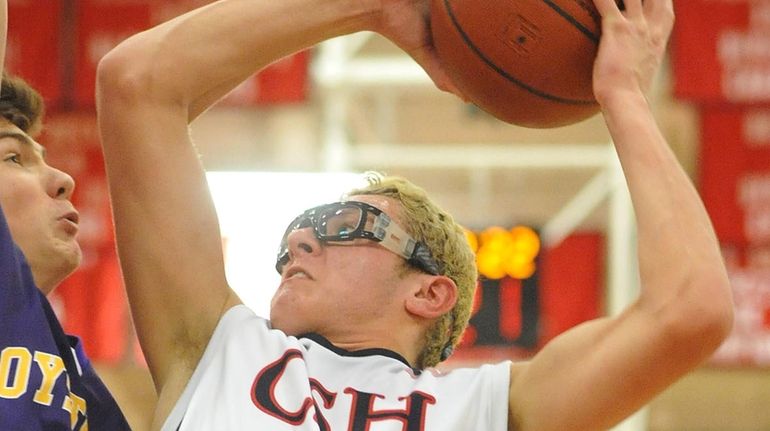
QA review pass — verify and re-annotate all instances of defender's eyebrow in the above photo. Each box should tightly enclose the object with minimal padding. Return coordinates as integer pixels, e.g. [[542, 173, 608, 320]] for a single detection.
[[0, 131, 46, 159]]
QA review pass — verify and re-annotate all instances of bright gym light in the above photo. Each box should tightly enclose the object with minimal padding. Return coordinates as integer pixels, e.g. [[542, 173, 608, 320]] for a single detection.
[[206, 171, 367, 318]]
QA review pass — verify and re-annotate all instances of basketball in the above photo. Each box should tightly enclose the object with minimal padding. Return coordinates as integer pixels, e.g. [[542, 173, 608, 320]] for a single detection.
[[430, 0, 611, 128]]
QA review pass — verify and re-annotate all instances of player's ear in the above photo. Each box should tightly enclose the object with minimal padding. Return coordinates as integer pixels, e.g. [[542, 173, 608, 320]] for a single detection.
[[405, 275, 457, 319]]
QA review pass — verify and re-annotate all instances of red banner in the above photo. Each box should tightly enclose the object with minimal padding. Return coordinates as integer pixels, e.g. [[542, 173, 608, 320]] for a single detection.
[[700, 106, 770, 246], [711, 250, 770, 367], [219, 51, 311, 106], [75, 0, 309, 108], [74, 0, 153, 108], [672, 0, 770, 103], [538, 233, 603, 344], [699, 105, 770, 367], [6, 0, 63, 109]]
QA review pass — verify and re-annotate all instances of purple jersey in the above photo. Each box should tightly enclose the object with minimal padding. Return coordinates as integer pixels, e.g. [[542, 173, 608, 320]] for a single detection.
[[0, 204, 131, 430]]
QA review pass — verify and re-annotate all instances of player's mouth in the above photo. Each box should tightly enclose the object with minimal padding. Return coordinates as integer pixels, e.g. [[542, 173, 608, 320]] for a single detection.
[[58, 211, 80, 235], [283, 266, 314, 282]]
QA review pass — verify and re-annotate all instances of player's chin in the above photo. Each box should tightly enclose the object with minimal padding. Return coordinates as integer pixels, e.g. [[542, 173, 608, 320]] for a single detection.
[[269, 304, 310, 337], [54, 239, 82, 276], [271, 286, 323, 329], [269, 296, 288, 328]]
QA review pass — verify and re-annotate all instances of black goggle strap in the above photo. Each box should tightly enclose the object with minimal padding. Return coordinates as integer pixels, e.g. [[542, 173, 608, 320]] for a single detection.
[[373, 213, 441, 276], [411, 242, 442, 276], [440, 343, 454, 361]]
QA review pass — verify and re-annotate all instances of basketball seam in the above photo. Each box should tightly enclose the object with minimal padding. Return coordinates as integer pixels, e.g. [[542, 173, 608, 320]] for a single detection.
[[541, 0, 600, 44], [442, 0, 597, 106]]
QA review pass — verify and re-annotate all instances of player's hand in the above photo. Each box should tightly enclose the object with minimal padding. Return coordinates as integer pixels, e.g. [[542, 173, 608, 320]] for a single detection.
[[368, 0, 465, 98], [592, 0, 674, 103]]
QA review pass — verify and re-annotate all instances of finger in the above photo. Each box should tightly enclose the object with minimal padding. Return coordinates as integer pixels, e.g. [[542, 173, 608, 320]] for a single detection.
[[593, 0, 622, 17], [645, 0, 674, 25], [623, 0, 644, 17]]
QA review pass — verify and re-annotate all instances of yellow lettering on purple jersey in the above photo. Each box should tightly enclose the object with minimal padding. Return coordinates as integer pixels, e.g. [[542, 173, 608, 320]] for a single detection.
[[32, 351, 66, 406], [62, 389, 88, 431], [0, 347, 31, 399]]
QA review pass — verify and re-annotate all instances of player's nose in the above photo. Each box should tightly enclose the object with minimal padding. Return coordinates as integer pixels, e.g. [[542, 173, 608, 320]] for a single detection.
[[47, 165, 76, 200], [285, 227, 322, 261]]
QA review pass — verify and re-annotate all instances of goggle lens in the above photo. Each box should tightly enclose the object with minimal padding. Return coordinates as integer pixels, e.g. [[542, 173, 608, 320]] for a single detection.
[[318, 206, 367, 237]]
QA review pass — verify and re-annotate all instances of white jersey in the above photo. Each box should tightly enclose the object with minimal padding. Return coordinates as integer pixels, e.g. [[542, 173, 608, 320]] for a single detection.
[[163, 305, 511, 430]]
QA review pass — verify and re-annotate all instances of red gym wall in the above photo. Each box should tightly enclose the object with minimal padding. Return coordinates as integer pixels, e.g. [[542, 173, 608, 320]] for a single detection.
[[673, 0, 770, 367]]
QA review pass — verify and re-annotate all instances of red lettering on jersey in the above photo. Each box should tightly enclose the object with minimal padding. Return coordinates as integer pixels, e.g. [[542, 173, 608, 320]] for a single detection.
[[251, 350, 337, 429], [344, 388, 436, 431], [251, 350, 313, 425], [252, 349, 437, 430], [309, 378, 335, 431]]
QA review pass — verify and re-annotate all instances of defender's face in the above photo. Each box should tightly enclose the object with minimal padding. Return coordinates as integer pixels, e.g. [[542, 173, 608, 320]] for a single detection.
[[0, 120, 81, 293], [270, 195, 414, 338]]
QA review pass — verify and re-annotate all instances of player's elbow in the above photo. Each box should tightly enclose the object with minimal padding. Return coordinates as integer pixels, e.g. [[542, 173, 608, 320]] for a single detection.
[[96, 38, 181, 110], [97, 49, 151, 112], [677, 300, 733, 356], [659, 275, 734, 357]]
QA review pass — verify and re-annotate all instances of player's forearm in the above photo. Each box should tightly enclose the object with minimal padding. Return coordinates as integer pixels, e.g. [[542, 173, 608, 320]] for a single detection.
[[98, 0, 375, 120], [601, 91, 733, 343]]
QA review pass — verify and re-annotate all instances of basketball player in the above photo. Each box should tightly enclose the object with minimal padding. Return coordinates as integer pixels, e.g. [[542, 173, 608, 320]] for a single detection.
[[96, 0, 734, 429], [0, 2, 131, 429]]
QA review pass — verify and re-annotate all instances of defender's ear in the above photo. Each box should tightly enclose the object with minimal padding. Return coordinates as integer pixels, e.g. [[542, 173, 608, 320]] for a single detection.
[[405, 275, 457, 319]]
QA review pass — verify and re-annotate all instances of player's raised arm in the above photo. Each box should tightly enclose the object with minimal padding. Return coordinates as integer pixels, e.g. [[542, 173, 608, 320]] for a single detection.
[[97, 0, 345, 415], [505, 1, 734, 430], [95, 0, 452, 425]]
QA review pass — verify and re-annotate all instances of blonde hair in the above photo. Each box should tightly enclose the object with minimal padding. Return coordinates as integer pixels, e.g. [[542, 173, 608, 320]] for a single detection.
[[347, 173, 477, 368]]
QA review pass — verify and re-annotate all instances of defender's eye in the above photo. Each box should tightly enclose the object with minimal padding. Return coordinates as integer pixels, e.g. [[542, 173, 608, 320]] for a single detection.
[[4, 153, 22, 165]]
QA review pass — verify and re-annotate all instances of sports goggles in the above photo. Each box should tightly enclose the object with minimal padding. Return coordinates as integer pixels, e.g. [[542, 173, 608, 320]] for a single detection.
[[275, 201, 442, 276]]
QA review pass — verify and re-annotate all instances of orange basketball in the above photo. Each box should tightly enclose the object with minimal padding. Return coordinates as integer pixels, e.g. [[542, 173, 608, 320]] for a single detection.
[[430, 0, 610, 128]]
